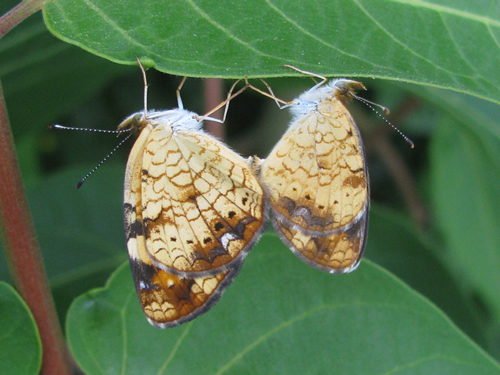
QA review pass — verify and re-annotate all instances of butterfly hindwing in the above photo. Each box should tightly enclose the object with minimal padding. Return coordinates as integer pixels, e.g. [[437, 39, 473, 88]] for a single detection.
[[273, 208, 368, 273], [124, 196, 241, 328]]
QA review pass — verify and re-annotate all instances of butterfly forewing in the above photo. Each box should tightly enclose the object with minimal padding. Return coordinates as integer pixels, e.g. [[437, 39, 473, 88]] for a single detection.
[[123, 109, 265, 327], [124, 149, 241, 328], [260, 79, 369, 273], [140, 126, 265, 275]]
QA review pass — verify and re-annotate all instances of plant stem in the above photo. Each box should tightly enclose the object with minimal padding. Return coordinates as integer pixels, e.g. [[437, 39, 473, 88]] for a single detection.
[[0, 0, 46, 39], [204, 78, 225, 140], [0, 81, 72, 373], [369, 96, 428, 229]]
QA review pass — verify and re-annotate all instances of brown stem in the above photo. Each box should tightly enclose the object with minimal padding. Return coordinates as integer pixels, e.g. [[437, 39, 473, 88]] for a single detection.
[[203, 78, 225, 140], [368, 96, 429, 229], [0, 81, 72, 373], [373, 133, 428, 228], [0, 0, 46, 39]]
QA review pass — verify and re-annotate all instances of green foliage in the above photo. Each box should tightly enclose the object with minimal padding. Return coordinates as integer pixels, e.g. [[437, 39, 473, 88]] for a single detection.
[[1, 0, 500, 373], [0, 282, 41, 375], [67, 238, 499, 374], [431, 97, 500, 320], [43, 0, 500, 103]]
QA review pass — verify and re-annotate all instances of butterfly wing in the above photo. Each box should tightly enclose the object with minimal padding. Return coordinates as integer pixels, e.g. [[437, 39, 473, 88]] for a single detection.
[[273, 209, 368, 273], [260, 95, 369, 273], [129, 259, 241, 329], [140, 125, 265, 275], [124, 124, 243, 327]]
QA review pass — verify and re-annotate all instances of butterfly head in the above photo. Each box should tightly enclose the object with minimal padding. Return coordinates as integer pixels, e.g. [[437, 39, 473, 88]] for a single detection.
[[116, 112, 148, 136], [287, 79, 366, 119], [332, 79, 367, 102]]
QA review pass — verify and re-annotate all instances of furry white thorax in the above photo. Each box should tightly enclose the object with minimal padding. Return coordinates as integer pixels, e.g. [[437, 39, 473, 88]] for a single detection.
[[132, 108, 203, 132], [287, 79, 356, 121]]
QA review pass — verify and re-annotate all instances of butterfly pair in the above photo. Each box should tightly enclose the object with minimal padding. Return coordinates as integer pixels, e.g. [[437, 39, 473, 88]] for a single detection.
[[120, 62, 369, 328]]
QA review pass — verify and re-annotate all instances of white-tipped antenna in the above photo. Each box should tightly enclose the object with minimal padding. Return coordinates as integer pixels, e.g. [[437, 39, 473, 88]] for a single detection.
[[353, 94, 414, 148], [50, 59, 152, 189], [48, 124, 130, 134], [49, 125, 132, 188], [281, 65, 413, 148], [75, 133, 132, 189]]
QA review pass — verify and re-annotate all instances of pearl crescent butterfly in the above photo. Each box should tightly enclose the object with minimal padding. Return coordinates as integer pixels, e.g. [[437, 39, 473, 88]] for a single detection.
[[119, 61, 265, 327], [249, 66, 369, 273]]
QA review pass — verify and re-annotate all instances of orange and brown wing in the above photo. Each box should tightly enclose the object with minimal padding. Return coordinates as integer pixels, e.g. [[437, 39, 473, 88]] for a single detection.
[[260, 87, 369, 272], [261, 98, 368, 235], [127, 242, 241, 328], [125, 197, 240, 328], [123, 123, 247, 327], [140, 126, 265, 275], [273, 211, 368, 273]]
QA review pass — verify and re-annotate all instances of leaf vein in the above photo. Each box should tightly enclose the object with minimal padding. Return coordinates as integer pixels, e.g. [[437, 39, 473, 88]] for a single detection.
[[387, 0, 500, 28], [264, 0, 393, 71], [354, 0, 470, 78]]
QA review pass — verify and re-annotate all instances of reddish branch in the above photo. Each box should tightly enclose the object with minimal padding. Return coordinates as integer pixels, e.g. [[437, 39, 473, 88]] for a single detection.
[[0, 2, 72, 373], [0, 0, 46, 39], [204, 78, 225, 140]]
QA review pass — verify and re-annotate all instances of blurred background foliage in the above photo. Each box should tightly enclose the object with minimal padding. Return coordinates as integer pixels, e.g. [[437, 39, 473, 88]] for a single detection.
[[1, 0, 500, 373]]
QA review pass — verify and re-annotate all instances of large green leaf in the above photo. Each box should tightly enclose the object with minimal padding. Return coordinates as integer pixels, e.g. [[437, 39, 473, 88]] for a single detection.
[[3, 0, 500, 369], [43, 0, 500, 103], [367, 203, 485, 346], [67, 235, 500, 374], [0, 282, 42, 375], [430, 98, 500, 323]]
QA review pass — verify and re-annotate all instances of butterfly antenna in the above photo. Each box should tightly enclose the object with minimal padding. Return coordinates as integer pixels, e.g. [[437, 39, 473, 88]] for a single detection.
[[48, 124, 129, 134], [76, 133, 132, 189], [353, 95, 414, 148], [49, 124, 132, 187]]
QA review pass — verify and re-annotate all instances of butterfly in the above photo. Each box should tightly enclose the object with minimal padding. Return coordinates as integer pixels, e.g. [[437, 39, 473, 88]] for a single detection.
[[118, 61, 266, 328], [248, 66, 370, 274]]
